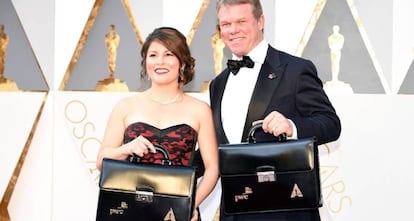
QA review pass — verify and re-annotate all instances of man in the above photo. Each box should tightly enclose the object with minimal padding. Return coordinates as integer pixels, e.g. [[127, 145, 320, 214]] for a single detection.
[[209, 0, 341, 220]]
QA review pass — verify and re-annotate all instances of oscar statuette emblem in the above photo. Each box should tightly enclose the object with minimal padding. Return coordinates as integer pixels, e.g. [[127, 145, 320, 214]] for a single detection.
[[0, 24, 19, 91], [201, 25, 225, 93], [323, 25, 353, 94], [211, 25, 225, 76], [96, 24, 129, 92]]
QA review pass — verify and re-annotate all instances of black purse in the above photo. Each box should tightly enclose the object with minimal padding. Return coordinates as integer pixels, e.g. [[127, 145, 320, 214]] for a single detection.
[[96, 144, 196, 221], [219, 123, 322, 215]]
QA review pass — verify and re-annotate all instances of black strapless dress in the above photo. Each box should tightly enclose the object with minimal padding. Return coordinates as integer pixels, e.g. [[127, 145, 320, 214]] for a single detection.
[[123, 122, 198, 166]]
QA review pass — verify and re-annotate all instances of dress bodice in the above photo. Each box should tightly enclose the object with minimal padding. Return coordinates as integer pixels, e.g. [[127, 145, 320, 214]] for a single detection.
[[123, 122, 198, 166]]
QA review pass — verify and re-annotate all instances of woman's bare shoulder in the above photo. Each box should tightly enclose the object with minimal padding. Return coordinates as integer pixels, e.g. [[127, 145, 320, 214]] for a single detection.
[[184, 93, 210, 107], [113, 92, 144, 109], [183, 93, 212, 117]]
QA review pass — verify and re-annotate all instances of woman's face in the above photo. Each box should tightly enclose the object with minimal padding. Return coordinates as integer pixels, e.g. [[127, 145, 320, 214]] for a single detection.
[[146, 40, 180, 85]]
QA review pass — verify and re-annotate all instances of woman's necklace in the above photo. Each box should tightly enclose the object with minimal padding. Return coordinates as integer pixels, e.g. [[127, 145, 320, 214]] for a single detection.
[[148, 92, 182, 105]]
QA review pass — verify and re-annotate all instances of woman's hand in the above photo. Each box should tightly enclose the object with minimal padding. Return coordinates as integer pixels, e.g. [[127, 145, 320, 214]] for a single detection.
[[122, 135, 156, 157], [190, 208, 199, 221]]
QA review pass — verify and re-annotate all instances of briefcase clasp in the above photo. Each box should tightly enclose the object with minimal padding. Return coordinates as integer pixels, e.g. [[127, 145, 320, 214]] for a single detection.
[[257, 171, 276, 183], [136, 186, 154, 203]]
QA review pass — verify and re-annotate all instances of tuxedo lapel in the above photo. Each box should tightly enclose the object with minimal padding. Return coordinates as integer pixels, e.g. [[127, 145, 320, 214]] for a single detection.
[[211, 70, 231, 144], [241, 48, 287, 141]]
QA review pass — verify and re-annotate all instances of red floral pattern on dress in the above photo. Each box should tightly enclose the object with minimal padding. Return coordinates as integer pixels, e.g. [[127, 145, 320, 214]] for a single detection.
[[123, 122, 197, 166]]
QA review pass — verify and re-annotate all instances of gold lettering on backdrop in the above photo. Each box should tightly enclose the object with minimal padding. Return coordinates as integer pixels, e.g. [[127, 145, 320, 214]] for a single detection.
[[324, 180, 346, 201], [0, 24, 19, 91], [329, 195, 352, 214], [320, 165, 352, 215], [163, 208, 176, 221], [290, 184, 304, 198], [64, 100, 87, 123], [73, 122, 95, 139], [80, 137, 101, 158], [322, 143, 331, 154], [64, 99, 101, 183], [87, 160, 100, 179], [96, 24, 129, 92]]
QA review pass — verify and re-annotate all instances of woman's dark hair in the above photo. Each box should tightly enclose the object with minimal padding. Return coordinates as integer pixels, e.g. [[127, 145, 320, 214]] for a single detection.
[[140, 27, 195, 85]]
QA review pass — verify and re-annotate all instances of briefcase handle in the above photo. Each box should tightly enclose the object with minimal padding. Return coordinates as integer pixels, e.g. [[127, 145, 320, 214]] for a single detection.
[[129, 144, 172, 165], [247, 123, 287, 143]]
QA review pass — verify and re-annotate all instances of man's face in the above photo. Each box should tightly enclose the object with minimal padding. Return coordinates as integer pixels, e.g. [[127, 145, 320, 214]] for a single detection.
[[217, 3, 264, 57]]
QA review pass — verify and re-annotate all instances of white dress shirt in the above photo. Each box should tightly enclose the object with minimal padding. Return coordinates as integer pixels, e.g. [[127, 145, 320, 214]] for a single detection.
[[221, 40, 268, 143], [221, 40, 298, 143]]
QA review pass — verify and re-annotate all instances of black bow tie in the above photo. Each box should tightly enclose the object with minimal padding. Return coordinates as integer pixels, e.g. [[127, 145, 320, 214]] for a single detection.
[[227, 56, 255, 75]]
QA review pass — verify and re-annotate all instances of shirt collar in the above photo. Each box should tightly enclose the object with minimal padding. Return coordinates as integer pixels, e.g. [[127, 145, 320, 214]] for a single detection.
[[231, 39, 268, 65]]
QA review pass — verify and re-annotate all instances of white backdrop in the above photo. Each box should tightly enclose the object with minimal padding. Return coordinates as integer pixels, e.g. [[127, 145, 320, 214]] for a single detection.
[[1, 0, 414, 220], [52, 92, 414, 221]]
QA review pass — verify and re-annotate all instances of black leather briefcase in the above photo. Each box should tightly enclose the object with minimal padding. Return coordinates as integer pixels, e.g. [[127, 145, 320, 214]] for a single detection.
[[96, 144, 196, 221], [219, 123, 322, 215]]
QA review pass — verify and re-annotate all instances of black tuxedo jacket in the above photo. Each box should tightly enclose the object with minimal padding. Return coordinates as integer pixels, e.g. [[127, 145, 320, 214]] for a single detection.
[[208, 45, 341, 221], [210, 45, 340, 145]]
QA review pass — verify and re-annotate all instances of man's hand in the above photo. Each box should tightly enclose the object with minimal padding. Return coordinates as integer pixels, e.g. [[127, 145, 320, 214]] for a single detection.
[[253, 111, 293, 137]]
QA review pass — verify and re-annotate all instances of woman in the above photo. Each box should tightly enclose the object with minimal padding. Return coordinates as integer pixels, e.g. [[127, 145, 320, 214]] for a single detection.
[[96, 27, 219, 221]]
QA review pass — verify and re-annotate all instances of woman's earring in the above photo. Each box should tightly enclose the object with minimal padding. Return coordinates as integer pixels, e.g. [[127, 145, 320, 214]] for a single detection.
[[179, 67, 185, 82]]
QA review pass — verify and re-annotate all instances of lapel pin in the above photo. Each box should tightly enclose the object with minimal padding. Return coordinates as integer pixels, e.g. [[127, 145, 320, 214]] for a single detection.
[[267, 73, 276, 80]]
